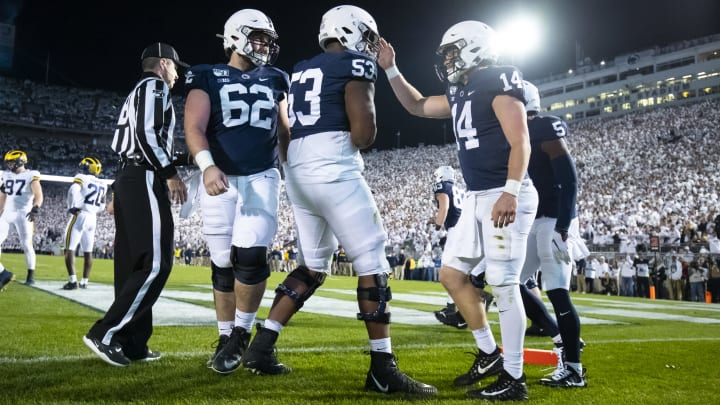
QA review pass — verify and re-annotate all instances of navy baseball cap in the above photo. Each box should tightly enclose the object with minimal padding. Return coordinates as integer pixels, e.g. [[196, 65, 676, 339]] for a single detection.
[[141, 42, 189, 68]]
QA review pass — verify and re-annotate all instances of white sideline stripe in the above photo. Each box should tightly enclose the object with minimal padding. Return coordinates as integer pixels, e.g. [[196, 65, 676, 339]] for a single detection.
[[3, 337, 720, 365], [31, 281, 720, 327]]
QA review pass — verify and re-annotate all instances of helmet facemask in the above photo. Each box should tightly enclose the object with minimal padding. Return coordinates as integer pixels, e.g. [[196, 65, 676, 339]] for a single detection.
[[4, 150, 27, 172], [435, 41, 466, 84], [80, 157, 102, 176]]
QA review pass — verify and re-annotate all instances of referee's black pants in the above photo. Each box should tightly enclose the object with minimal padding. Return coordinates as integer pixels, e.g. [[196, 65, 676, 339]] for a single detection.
[[87, 165, 174, 359]]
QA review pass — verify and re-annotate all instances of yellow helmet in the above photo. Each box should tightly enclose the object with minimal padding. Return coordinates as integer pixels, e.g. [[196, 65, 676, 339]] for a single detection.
[[4, 150, 27, 171], [80, 157, 102, 175]]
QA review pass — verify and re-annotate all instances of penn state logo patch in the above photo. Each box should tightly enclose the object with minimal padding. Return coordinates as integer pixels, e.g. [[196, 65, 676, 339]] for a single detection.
[[213, 68, 229, 77]]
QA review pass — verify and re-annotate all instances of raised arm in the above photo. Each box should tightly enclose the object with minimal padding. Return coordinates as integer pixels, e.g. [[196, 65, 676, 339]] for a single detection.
[[377, 38, 451, 119]]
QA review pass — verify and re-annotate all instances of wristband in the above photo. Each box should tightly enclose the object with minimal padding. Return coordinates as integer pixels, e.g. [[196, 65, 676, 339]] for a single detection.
[[503, 179, 522, 197], [385, 65, 401, 80], [194, 150, 215, 173]]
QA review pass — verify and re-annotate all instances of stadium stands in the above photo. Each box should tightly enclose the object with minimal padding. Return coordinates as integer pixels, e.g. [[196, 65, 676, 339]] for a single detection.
[[1, 77, 718, 267]]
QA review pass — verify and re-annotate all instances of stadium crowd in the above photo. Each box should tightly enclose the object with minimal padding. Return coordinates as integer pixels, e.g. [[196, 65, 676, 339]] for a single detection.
[[1, 77, 719, 301]]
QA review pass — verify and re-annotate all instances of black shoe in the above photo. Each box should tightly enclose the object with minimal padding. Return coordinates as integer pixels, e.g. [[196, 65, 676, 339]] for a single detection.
[[435, 309, 467, 329], [539, 366, 587, 388], [365, 352, 437, 397], [24, 277, 35, 286], [211, 326, 250, 374], [525, 323, 550, 337], [79, 283, 88, 289], [130, 348, 162, 362], [62, 281, 78, 290], [467, 369, 529, 401], [453, 347, 503, 386], [242, 325, 291, 375], [482, 290, 494, 312], [0, 270, 14, 291], [206, 334, 230, 368], [82, 335, 130, 367]]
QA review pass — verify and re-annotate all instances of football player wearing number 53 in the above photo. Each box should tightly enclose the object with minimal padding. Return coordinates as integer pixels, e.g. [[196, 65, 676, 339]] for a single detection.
[[184, 9, 290, 375], [378, 21, 538, 401], [242, 5, 437, 397]]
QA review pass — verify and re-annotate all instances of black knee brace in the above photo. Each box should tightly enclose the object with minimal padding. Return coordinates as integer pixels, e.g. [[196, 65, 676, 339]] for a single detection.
[[275, 265, 326, 311], [211, 262, 234, 293], [231, 246, 270, 285], [470, 272, 486, 289], [357, 273, 392, 324]]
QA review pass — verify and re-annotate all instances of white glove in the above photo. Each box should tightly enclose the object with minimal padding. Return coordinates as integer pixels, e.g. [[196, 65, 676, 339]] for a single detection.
[[551, 231, 571, 265]]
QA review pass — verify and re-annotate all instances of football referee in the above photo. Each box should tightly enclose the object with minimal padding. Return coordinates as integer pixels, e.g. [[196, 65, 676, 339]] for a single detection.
[[83, 43, 188, 366]]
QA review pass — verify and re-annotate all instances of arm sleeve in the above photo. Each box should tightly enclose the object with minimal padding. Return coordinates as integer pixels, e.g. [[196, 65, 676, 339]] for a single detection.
[[550, 153, 578, 232]]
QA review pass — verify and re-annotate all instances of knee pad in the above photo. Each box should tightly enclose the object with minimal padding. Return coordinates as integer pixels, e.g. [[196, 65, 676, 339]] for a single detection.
[[356, 272, 392, 324], [231, 246, 270, 285], [469, 272, 487, 289], [484, 258, 521, 287], [275, 265, 326, 311], [211, 262, 235, 293]]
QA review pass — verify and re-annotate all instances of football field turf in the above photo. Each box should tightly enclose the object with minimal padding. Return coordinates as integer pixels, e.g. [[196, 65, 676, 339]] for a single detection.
[[1, 253, 718, 404]]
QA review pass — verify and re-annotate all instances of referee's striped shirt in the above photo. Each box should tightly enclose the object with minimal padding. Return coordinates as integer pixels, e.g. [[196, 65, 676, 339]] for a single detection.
[[111, 72, 178, 180]]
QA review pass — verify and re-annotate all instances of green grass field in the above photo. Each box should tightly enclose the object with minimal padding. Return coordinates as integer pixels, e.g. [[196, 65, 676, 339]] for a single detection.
[[1, 253, 718, 404]]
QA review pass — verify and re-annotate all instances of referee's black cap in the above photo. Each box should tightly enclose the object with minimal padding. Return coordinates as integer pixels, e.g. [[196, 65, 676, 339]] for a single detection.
[[141, 42, 189, 68]]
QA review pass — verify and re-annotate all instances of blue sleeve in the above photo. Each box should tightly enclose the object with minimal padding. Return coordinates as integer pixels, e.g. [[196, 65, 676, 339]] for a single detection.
[[550, 152, 578, 233]]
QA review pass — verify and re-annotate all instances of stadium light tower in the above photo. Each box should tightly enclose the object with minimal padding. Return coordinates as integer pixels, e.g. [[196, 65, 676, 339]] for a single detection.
[[496, 14, 542, 63]]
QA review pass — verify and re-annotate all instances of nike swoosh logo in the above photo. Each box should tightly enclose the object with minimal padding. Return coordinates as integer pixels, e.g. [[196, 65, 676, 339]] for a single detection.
[[476, 356, 500, 374], [482, 386, 511, 396], [370, 372, 389, 393], [259, 78, 269, 82], [468, 90, 476, 95], [559, 311, 571, 316]]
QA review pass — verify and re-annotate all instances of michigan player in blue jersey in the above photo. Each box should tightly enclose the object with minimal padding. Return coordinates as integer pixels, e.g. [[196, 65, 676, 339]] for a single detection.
[[241, 5, 436, 397], [519, 81, 587, 387], [379, 21, 538, 400], [184, 9, 290, 375]]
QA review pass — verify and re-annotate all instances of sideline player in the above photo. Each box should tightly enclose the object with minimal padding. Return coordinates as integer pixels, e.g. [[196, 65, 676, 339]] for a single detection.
[[63, 157, 106, 290], [184, 9, 290, 374], [378, 21, 537, 400], [241, 5, 437, 397], [0, 150, 43, 287]]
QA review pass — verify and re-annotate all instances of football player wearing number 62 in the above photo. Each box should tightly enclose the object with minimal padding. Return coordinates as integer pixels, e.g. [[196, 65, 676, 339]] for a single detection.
[[0, 149, 43, 288], [62, 157, 106, 290], [184, 9, 290, 375]]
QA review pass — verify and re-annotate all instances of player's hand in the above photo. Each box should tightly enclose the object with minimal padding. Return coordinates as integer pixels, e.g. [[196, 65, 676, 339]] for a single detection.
[[26, 206, 40, 222], [202, 166, 229, 196], [551, 231, 571, 265], [491, 193, 517, 228], [166, 175, 188, 204], [377, 37, 397, 71]]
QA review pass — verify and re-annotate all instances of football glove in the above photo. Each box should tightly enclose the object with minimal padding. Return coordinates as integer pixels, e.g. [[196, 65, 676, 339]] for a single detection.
[[26, 206, 40, 222], [68, 207, 81, 215], [551, 231, 571, 265]]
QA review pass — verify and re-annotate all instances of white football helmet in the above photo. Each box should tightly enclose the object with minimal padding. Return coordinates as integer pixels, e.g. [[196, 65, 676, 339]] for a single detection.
[[435, 21, 499, 83], [219, 9, 279, 66], [523, 80, 541, 113], [318, 5, 380, 58], [434, 166, 455, 183]]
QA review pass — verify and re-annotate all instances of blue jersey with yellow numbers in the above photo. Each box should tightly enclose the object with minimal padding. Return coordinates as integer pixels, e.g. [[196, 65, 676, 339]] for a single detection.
[[288, 50, 377, 139], [445, 65, 526, 191], [184, 64, 289, 175], [433, 180, 463, 229], [527, 115, 576, 220]]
